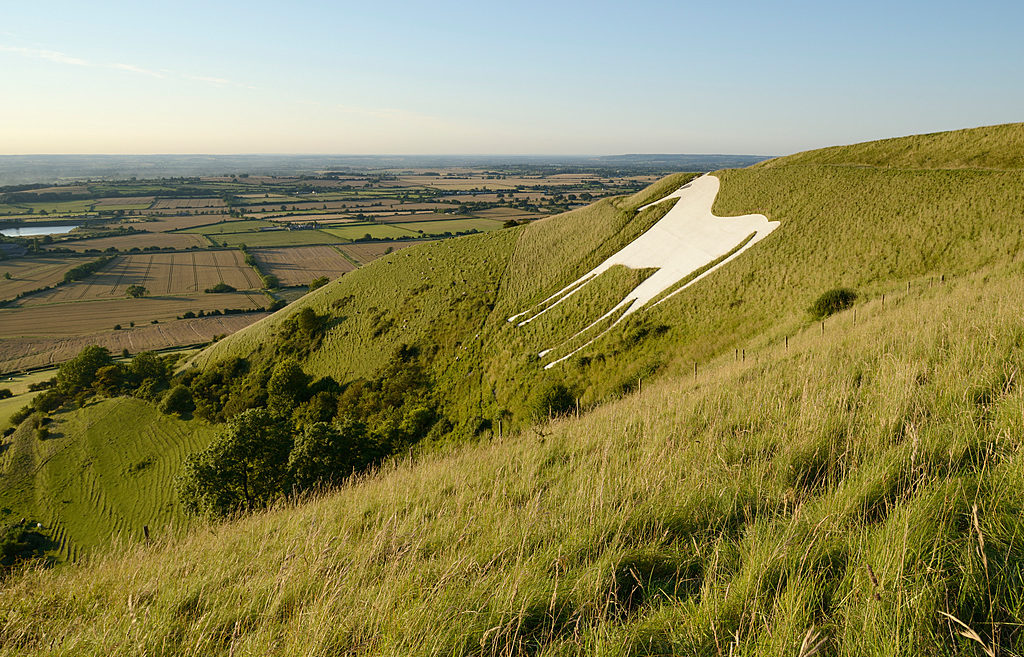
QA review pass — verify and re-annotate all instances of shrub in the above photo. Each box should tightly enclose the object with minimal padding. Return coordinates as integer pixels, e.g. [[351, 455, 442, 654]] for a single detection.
[[160, 385, 194, 416], [205, 282, 236, 293], [529, 381, 575, 421], [125, 284, 148, 298], [0, 388, 11, 400], [809, 287, 857, 320]]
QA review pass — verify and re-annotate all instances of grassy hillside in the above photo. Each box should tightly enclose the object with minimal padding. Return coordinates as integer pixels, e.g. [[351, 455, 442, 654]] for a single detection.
[[0, 398, 216, 560], [757, 122, 1024, 170], [188, 125, 1024, 437], [188, 172, 698, 432], [4, 124, 1024, 654], [3, 257, 1024, 655]]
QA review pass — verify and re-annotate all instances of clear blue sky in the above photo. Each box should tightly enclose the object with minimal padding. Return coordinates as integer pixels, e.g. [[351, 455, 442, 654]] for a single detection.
[[1, 0, 1021, 155]]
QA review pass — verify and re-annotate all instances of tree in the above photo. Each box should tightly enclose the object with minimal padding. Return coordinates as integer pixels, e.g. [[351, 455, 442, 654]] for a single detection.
[[287, 418, 369, 489], [177, 408, 292, 516], [267, 359, 310, 416], [308, 276, 329, 292], [126, 284, 148, 298], [58, 345, 113, 395], [93, 364, 125, 396], [159, 384, 194, 416]]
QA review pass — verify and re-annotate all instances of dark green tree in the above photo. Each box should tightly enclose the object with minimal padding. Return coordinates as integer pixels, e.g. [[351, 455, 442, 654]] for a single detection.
[[177, 408, 292, 516], [160, 385, 194, 416], [58, 345, 113, 395], [267, 359, 310, 416], [288, 418, 369, 489]]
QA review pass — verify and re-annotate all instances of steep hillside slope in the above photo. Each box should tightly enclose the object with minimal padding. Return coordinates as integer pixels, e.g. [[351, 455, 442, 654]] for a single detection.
[[190, 124, 1024, 435], [4, 254, 1024, 655]]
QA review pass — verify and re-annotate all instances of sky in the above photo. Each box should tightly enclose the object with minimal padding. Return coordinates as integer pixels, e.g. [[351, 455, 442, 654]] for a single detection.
[[1, 0, 1021, 156]]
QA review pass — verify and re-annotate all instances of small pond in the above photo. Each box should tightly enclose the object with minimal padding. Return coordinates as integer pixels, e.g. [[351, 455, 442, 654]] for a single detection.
[[0, 224, 80, 237]]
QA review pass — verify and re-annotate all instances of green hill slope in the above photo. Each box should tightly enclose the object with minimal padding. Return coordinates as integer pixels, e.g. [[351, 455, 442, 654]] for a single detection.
[[190, 124, 1024, 434], [3, 255, 1024, 655], [5, 123, 1024, 654], [0, 398, 216, 560], [757, 121, 1024, 169]]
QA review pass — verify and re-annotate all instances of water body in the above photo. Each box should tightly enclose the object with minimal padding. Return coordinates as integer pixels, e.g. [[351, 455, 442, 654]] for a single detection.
[[0, 224, 79, 237]]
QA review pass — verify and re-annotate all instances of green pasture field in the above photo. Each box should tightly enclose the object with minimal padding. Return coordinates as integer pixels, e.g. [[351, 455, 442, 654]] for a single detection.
[[0, 369, 57, 395]]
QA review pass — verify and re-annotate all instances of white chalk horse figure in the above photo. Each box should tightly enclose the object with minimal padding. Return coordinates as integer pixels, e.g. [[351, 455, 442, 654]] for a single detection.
[[508, 174, 779, 369]]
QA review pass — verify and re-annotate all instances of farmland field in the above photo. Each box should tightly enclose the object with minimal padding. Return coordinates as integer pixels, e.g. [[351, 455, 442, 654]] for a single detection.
[[187, 219, 275, 235], [17, 250, 261, 306], [321, 224, 416, 240], [0, 257, 83, 301], [338, 240, 425, 264], [394, 218, 503, 234], [210, 229, 344, 247], [92, 196, 154, 210], [0, 293, 266, 337], [253, 213, 357, 222], [0, 163, 658, 372], [252, 246, 355, 286], [152, 198, 226, 209], [59, 232, 207, 251], [128, 215, 234, 232], [0, 313, 269, 372]]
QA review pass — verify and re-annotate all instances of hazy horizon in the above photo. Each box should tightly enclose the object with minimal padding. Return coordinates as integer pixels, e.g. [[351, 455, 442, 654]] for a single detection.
[[2, 0, 1021, 155]]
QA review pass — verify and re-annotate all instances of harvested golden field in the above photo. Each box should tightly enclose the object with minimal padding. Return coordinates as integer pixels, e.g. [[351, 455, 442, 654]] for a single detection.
[[58, 232, 208, 251], [0, 257, 81, 302], [251, 245, 355, 286], [151, 198, 226, 209], [0, 293, 266, 339], [92, 196, 154, 208], [474, 207, 545, 219], [337, 240, 424, 264], [0, 313, 268, 372], [126, 215, 233, 232], [251, 213, 356, 222], [19, 251, 261, 306]]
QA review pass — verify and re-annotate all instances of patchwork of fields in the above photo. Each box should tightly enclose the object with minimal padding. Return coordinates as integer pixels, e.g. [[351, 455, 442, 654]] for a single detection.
[[0, 166, 654, 372], [16, 250, 261, 305]]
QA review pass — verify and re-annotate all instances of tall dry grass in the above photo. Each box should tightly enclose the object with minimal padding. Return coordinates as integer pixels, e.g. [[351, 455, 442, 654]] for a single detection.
[[3, 256, 1024, 655]]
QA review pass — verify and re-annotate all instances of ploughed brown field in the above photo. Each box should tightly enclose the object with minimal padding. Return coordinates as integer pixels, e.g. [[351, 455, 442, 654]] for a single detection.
[[0, 313, 269, 372], [16, 251, 262, 306], [251, 246, 356, 287]]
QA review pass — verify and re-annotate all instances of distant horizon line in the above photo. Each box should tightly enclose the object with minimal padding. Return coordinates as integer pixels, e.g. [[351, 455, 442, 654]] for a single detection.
[[0, 152, 776, 158]]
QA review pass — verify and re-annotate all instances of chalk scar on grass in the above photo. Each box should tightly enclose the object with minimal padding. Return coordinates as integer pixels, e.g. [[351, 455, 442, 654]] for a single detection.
[[508, 174, 779, 369]]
